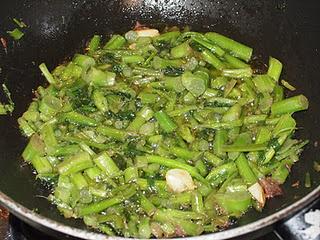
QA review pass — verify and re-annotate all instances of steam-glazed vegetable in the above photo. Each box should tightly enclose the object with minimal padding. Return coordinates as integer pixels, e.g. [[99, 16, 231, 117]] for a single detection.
[[0, 84, 14, 115], [166, 169, 196, 193], [18, 26, 309, 238]]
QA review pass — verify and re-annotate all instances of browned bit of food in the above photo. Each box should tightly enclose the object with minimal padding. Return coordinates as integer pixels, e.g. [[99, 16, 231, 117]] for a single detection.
[[259, 178, 283, 198], [314, 161, 320, 172], [0, 37, 7, 49], [0, 206, 9, 220], [134, 21, 148, 31], [291, 181, 300, 188]]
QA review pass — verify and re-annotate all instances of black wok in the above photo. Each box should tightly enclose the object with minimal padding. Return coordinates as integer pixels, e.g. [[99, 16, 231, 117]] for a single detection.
[[0, 0, 319, 239]]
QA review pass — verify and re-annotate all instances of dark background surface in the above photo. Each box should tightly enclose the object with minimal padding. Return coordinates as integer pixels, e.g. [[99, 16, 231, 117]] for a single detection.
[[0, 0, 319, 237]]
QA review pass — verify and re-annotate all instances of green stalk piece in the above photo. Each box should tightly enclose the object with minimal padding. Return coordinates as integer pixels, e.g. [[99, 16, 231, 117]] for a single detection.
[[171, 41, 192, 58], [22, 134, 45, 162], [192, 36, 225, 57], [205, 32, 253, 62], [205, 162, 237, 187], [57, 152, 93, 175], [224, 53, 249, 68], [142, 155, 207, 183], [235, 153, 257, 185], [267, 57, 283, 82], [93, 152, 120, 177], [88, 35, 101, 54], [127, 106, 153, 132], [154, 110, 177, 133], [79, 185, 137, 215], [104, 34, 126, 49], [96, 126, 129, 141], [61, 111, 98, 127], [201, 49, 225, 70], [271, 95, 309, 115], [39, 63, 57, 86], [221, 68, 253, 78]]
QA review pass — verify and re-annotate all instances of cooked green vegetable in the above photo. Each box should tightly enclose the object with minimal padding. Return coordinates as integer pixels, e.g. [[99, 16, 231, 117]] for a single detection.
[[267, 57, 282, 82], [314, 161, 320, 172], [88, 35, 101, 54], [205, 32, 253, 62], [305, 172, 311, 188], [7, 28, 24, 40], [281, 80, 296, 91], [18, 27, 309, 238], [13, 18, 27, 28], [271, 95, 308, 115], [0, 84, 14, 115]]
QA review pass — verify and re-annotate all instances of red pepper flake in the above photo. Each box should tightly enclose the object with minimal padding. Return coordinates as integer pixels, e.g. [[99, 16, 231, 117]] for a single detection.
[[174, 225, 186, 237], [134, 21, 148, 31], [0, 206, 9, 220], [291, 180, 300, 188], [0, 37, 7, 49]]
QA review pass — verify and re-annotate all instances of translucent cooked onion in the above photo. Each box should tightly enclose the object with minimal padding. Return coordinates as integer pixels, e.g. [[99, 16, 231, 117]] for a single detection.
[[134, 29, 160, 38], [165, 169, 196, 193], [248, 182, 266, 207]]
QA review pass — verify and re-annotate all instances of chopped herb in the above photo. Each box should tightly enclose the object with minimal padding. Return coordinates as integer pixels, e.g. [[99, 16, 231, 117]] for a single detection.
[[163, 66, 184, 76], [304, 172, 311, 188], [7, 28, 24, 40], [0, 104, 7, 115], [0, 84, 14, 115], [13, 18, 27, 28], [281, 79, 296, 91], [314, 161, 320, 172]]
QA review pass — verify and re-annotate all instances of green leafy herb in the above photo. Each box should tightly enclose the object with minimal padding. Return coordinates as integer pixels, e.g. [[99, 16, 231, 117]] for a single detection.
[[0, 84, 14, 115], [13, 18, 27, 28], [7, 28, 24, 40]]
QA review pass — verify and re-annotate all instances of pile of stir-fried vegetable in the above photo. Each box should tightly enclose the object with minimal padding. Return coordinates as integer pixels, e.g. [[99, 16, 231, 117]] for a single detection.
[[18, 26, 309, 238]]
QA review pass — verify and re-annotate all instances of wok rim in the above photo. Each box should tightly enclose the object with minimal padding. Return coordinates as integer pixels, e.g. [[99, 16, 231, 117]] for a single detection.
[[0, 186, 319, 240]]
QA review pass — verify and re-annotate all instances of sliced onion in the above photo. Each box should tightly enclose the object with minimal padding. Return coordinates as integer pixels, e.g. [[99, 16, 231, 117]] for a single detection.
[[128, 43, 136, 50], [165, 169, 195, 193], [248, 182, 266, 207], [150, 222, 163, 238], [135, 29, 160, 38]]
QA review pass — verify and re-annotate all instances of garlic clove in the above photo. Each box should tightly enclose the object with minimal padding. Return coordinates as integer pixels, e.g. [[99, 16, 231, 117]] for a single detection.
[[135, 29, 160, 38], [165, 169, 196, 193], [248, 182, 266, 207]]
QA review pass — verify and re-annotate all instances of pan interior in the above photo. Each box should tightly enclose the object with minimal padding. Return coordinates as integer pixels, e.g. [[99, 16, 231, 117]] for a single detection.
[[0, 0, 319, 233]]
